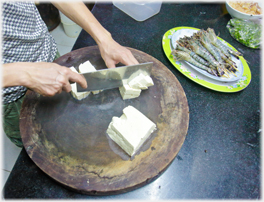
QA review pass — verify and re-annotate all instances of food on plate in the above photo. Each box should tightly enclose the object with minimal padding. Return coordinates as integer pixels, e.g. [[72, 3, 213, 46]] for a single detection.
[[70, 60, 103, 100], [206, 28, 241, 59], [106, 105, 157, 156], [171, 50, 219, 76], [171, 28, 242, 78], [119, 70, 154, 100], [228, 1, 262, 15], [227, 18, 261, 49], [70, 67, 91, 100]]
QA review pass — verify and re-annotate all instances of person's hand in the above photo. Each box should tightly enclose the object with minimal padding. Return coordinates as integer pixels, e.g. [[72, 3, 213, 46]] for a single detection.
[[3, 62, 87, 97], [98, 36, 139, 69], [26, 62, 87, 96], [52, 2, 138, 69]]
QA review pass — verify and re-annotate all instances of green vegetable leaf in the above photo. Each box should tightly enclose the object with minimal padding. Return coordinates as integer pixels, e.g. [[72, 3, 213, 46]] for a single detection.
[[226, 18, 261, 49]]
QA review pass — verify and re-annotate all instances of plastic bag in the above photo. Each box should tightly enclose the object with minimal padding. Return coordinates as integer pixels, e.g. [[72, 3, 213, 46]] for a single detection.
[[226, 18, 261, 49]]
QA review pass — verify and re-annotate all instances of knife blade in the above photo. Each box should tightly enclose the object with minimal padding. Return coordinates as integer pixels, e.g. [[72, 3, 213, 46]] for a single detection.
[[76, 62, 153, 92]]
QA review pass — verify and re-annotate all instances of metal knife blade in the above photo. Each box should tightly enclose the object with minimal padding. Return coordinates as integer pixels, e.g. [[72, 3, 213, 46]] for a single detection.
[[76, 62, 153, 92]]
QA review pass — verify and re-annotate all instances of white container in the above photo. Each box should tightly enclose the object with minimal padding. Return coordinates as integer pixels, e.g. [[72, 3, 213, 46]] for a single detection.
[[113, 1, 162, 22], [59, 11, 82, 38]]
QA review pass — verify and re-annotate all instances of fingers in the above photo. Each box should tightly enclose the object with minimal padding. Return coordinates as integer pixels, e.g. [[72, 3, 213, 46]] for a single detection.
[[23, 62, 88, 97], [119, 49, 139, 66], [99, 39, 139, 69], [105, 60, 118, 69], [68, 70, 88, 89], [54, 65, 87, 94], [104, 49, 139, 69], [55, 73, 72, 93]]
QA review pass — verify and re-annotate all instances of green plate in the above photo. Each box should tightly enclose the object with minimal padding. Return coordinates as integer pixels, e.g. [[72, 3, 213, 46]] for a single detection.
[[162, 26, 251, 93]]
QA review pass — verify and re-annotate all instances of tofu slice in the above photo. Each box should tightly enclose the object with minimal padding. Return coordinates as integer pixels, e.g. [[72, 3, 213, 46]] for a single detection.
[[119, 70, 154, 100], [70, 67, 90, 100], [142, 75, 154, 87], [79, 60, 96, 73], [119, 82, 141, 100], [106, 105, 157, 156], [128, 73, 154, 89]]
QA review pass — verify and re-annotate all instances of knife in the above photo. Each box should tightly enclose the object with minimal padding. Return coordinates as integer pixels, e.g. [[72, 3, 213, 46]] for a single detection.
[[76, 62, 153, 92]]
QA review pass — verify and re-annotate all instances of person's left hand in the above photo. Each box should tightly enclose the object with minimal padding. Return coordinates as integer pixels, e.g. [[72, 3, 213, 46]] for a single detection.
[[98, 36, 139, 69], [52, 2, 138, 69]]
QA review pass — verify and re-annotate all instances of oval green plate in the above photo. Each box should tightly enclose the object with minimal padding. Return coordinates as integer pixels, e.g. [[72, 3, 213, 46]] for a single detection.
[[162, 26, 251, 93]]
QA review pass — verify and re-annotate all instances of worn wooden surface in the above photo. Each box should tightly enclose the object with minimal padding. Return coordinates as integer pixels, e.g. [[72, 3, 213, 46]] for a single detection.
[[20, 46, 189, 195]]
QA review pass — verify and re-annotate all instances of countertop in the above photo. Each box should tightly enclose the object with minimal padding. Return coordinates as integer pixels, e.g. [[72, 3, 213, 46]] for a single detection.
[[3, 2, 260, 199]]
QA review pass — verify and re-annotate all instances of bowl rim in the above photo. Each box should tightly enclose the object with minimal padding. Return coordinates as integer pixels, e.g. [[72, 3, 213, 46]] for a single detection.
[[226, 1, 262, 17]]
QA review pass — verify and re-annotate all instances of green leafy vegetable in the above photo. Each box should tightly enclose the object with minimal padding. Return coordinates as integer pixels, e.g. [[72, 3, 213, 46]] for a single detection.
[[226, 18, 261, 49]]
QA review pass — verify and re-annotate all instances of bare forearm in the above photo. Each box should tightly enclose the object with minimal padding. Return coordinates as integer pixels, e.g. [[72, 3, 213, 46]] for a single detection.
[[2, 63, 31, 88], [51, 2, 111, 45], [3, 62, 87, 96], [51, 2, 138, 68]]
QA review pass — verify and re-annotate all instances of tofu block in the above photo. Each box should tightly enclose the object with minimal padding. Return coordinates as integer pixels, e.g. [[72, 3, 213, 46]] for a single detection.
[[79, 60, 96, 74], [119, 83, 141, 100], [78, 61, 102, 95], [106, 105, 157, 156], [118, 71, 154, 100], [70, 67, 90, 100], [128, 73, 154, 89], [143, 75, 154, 87]]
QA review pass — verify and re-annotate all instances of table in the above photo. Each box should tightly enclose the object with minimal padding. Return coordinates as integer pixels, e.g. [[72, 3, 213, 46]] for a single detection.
[[3, 2, 260, 199]]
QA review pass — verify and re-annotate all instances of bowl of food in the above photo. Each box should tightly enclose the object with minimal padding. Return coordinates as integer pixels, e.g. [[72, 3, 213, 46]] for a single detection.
[[226, 1, 262, 21]]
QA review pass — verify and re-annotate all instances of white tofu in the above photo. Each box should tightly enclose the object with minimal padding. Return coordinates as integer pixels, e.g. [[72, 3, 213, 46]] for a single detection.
[[78, 61, 103, 95], [69, 67, 90, 100], [106, 105, 156, 156], [128, 73, 154, 89], [91, 90, 101, 95], [79, 60, 96, 73], [142, 75, 154, 87], [119, 83, 141, 100], [118, 71, 154, 100], [70, 82, 90, 100]]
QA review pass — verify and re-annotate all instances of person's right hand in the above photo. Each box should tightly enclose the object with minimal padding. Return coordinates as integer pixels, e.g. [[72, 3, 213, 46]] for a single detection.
[[3, 62, 87, 97]]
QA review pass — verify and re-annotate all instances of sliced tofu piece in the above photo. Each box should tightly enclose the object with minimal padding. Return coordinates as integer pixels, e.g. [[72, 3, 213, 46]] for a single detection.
[[118, 71, 154, 100], [128, 73, 154, 89], [119, 83, 141, 100], [106, 105, 157, 156], [142, 75, 154, 87], [79, 60, 96, 74]]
